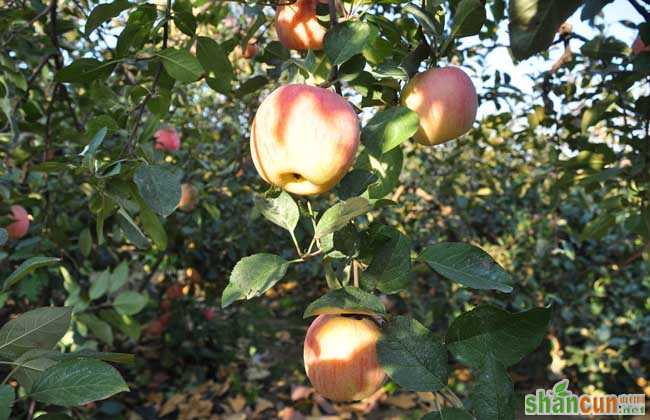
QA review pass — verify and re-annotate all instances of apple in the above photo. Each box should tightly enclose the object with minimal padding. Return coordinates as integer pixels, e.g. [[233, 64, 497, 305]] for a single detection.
[[164, 283, 183, 300], [178, 183, 198, 212], [303, 314, 386, 401], [276, 0, 327, 51], [202, 308, 215, 321], [250, 84, 360, 195], [154, 128, 181, 152], [243, 38, 259, 59], [401, 66, 478, 145], [6, 205, 30, 240], [632, 36, 650, 55]]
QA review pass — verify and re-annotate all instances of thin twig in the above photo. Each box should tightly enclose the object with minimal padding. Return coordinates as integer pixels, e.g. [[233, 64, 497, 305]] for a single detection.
[[0, 4, 52, 49], [352, 260, 359, 287], [327, 0, 342, 94], [125, 0, 171, 154]]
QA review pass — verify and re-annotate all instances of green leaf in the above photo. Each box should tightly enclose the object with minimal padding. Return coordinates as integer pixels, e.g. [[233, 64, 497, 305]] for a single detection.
[[235, 75, 269, 97], [324, 21, 379, 66], [314, 197, 372, 239], [89, 270, 111, 301], [79, 228, 92, 257], [115, 4, 157, 57], [450, 0, 486, 38], [116, 209, 150, 249], [85, 0, 132, 35], [508, 0, 582, 60], [109, 262, 129, 293], [580, 212, 615, 241], [377, 316, 448, 391], [133, 164, 182, 218], [402, 4, 439, 37], [76, 314, 113, 346], [336, 170, 378, 200], [254, 191, 300, 233], [99, 309, 140, 341], [446, 305, 551, 368], [80, 127, 108, 171], [357, 147, 403, 200], [303, 286, 386, 318], [140, 207, 168, 249], [172, 0, 196, 36], [0, 384, 14, 420], [157, 48, 203, 83], [0, 307, 72, 360], [30, 359, 129, 407], [55, 59, 115, 83], [360, 225, 412, 294], [362, 107, 419, 155], [196, 37, 233, 78], [222, 254, 290, 308], [113, 291, 148, 316], [469, 357, 515, 420], [422, 407, 474, 420], [419, 243, 513, 293], [3, 256, 61, 291]]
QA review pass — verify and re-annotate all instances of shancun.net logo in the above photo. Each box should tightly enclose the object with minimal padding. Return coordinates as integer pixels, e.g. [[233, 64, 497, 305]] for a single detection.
[[525, 379, 646, 416]]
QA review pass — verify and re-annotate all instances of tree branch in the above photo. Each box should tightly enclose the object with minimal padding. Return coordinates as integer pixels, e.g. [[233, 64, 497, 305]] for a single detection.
[[327, 0, 342, 95], [124, 0, 171, 154]]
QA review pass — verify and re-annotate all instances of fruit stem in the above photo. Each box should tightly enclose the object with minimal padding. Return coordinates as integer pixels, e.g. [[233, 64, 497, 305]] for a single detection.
[[352, 259, 359, 287]]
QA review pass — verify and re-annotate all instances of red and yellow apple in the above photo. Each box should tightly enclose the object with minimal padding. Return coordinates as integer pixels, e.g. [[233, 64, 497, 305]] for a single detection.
[[303, 314, 386, 401], [276, 0, 327, 51], [401, 66, 478, 146], [178, 183, 198, 212], [250, 84, 360, 195], [632, 36, 650, 55], [6, 205, 30, 240], [154, 128, 181, 152]]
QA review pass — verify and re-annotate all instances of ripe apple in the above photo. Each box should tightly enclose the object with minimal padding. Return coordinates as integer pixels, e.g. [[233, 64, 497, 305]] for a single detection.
[[178, 183, 198, 212], [401, 66, 478, 146], [632, 36, 650, 55], [6, 205, 30, 240], [202, 308, 215, 321], [250, 84, 360, 195], [243, 38, 259, 59], [276, 0, 327, 51], [303, 314, 386, 401], [154, 128, 181, 152]]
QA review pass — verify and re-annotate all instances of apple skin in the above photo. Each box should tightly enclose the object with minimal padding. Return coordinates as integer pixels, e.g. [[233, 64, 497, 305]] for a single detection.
[[178, 183, 198, 212], [154, 128, 181, 152], [6, 205, 29, 240], [303, 314, 386, 401], [401, 66, 478, 146], [276, 0, 327, 51], [632, 36, 650, 55], [250, 84, 360, 195], [243, 39, 259, 59]]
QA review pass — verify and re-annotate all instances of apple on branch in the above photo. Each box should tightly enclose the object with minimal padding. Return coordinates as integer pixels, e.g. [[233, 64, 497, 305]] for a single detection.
[[250, 84, 360, 195], [402, 66, 478, 146], [303, 314, 386, 401], [276, 0, 328, 51]]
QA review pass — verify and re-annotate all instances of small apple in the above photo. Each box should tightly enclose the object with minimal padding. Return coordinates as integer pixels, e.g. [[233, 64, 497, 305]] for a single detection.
[[6, 205, 30, 240], [202, 308, 215, 321], [178, 183, 198, 212], [154, 128, 181, 152], [251, 84, 360, 195], [164, 283, 183, 300], [632, 36, 650, 55], [303, 314, 386, 401], [276, 0, 327, 51], [401, 66, 478, 146], [243, 38, 259, 59]]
